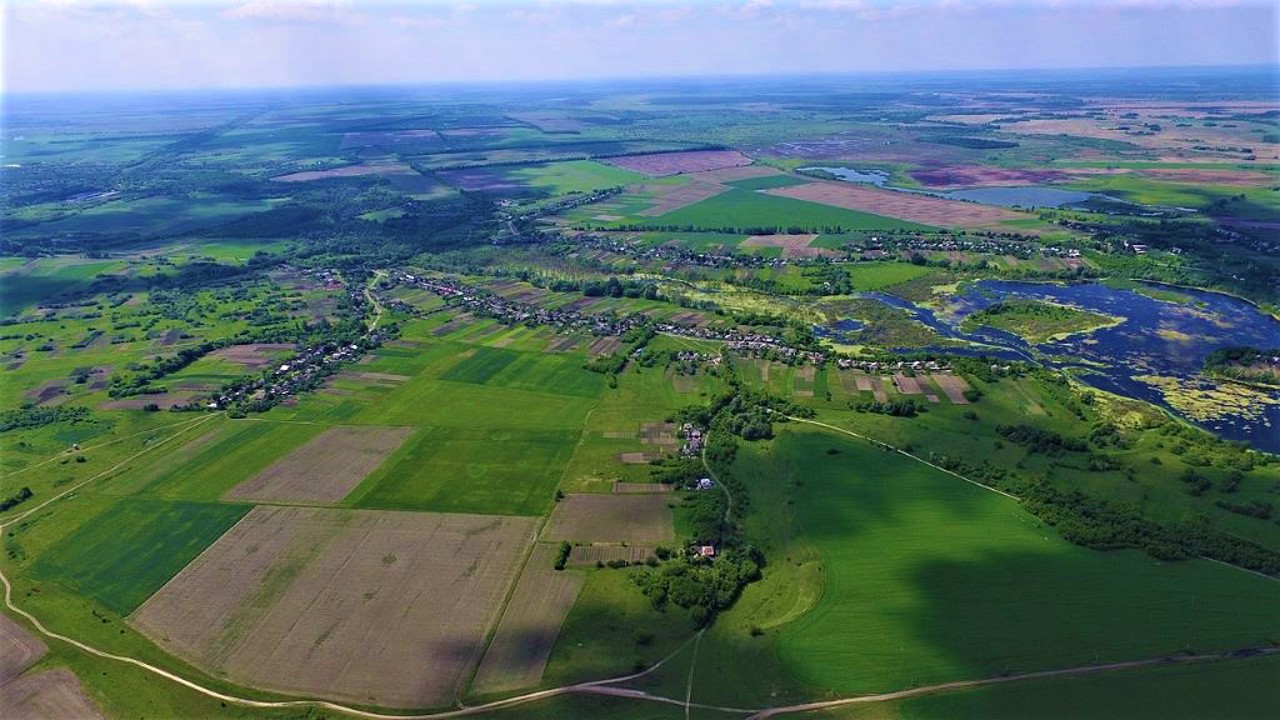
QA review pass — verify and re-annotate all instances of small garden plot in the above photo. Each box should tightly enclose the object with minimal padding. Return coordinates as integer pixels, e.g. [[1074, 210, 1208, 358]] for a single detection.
[[565, 544, 657, 567], [613, 482, 674, 494], [132, 506, 535, 709], [207, 343, 295, 370], [471, 543, 585, 695], [793, 365, 817, 397], [224, 425, 415, 504], [893, 374, 925, 395], [543, 494, 675, 545]]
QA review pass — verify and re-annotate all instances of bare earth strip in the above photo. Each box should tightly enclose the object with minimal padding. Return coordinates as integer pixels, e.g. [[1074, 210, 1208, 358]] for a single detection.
[[131, 506, 535, 708], [873, 378, 890, 403], [567, 545, 657, 567], [587, 336, 623, 357], [471, 544, 585, 695], [224, 426, 415, 504], [210, 343, 296, 370], [0, 668, 104, 720], [544, 494, 675, 545], [0, 614, 46, 684], [931, 373, 971, 404], [766, 181, 1030, 229], [741, 234, 818, 253], [273, 162, 417, 183], [603, 150, 752, 176], [613, 482, 673, 494], [893, 374, 924, 394], [638, 182, 728, 216], [684, 165, 781, 183]]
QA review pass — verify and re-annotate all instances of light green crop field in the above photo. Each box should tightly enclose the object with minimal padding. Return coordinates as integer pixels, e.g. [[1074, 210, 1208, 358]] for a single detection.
[[508, 160, 647, 194], [346, 425, 579, 515], [847, 262, 936, 291], [647, 188, 934, 231], [102, 418, 323, 500], [29, 496, 249, 614], [744, 428, 1279, 697]]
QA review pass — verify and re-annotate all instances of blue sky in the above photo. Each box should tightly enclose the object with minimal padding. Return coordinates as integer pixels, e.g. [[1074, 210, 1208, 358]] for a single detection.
[[3, 1, 1277, 92]]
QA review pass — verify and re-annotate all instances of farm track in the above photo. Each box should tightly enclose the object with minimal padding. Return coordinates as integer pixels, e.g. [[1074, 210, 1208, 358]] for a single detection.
[[745, 648, 1280, 719], [2, 412, 1276, 718]]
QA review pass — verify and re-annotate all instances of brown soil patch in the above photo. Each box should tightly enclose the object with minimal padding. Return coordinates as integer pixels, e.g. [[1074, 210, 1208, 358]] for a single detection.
[[431, 314, 474, 336], [1140, 168, 1274, 186], [27, 382, 65, 405], [546, 335, 583, 353], [909, 165, 1069, 189], [566, 544, 657, 567], [587, 336, 623, 357], [209, 343, 295, 370], [559, 296, 601, 312], [436, 167, 522, 192], [272, 162, 416, 183], [543, 494, 675, 545], [604, 150, 753, 177], [742, 233, 818, 249], [617, 451, 660, 464], [225, 426, 414, 504], [132, 506, 534, 709], [684, 165, 781, 183], [158, 328, 184, 346], [893, 374, 924, 394], [639, 180, 728, 216], [1, 668, 103, 720], [639, 421, 678, 448], [766, 181, 1029, 230], [357, 372, 410, 382], [470, 543, 585, 694], [614, 482, 674, 494], [931, 374, 971, 404], [101, 391, 203, 411], [0, 615, 46, 684], [873, 377, 890, 403]]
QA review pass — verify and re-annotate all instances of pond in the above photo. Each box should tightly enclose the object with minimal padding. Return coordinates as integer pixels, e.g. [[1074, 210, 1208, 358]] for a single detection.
[[827, 281, 1280, 452], [798, 166, 1100, 209], [941, 186, 1095, 209], [797, 166, 890, 186]]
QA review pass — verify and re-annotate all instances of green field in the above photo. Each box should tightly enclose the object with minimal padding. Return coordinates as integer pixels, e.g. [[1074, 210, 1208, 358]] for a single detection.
[[29, 497, 248, 614], [836, 652, 1280, 720], [649, 188, 933, 232], [104, 418, 323, 500], [962, 299, 1124, 343], [509, 160, 647, 194], [347, 425, 579, 515], [745, 428, 1279, 696], [847, 262, 936, 291]]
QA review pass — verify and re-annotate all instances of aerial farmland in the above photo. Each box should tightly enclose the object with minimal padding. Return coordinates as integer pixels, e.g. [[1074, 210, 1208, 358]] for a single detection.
[[2, 4, 1279, 719]]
